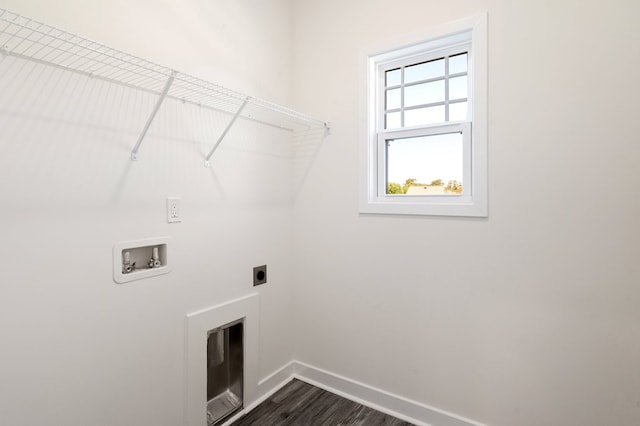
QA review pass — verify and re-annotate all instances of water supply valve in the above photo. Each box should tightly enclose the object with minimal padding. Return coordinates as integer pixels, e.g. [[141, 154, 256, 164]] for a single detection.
[[122, 251, 136, 274], [148, 246, 162, 268]]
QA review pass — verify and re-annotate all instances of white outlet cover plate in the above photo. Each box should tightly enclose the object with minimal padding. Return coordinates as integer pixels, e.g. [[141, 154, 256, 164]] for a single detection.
[[167, 197, 181, 223]]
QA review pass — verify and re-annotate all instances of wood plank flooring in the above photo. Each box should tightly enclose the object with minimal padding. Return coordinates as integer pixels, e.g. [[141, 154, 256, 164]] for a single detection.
[[230, 379, 415, 426]]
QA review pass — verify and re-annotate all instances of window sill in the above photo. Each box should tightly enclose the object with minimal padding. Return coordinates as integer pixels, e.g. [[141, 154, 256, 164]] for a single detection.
[[359, 197, 487, 217]]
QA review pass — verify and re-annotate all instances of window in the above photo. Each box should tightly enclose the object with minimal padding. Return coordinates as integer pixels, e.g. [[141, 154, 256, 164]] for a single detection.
[[360, 14, 487, 216]]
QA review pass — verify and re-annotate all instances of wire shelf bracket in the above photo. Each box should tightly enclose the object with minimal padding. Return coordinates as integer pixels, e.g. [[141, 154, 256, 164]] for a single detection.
[[0, 8, 331, 162], [131, 71, 175, 161], [204, 97, 249, 168]]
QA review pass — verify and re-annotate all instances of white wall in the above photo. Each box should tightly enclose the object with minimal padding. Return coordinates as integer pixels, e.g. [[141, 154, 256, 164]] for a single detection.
[[291, 1, 640, 426], [0, 1, 295, 425]]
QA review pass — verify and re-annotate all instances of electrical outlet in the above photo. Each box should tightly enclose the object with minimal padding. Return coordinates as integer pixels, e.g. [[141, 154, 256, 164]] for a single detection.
[[167, 197, 181, 223], [253, 265, 267, 286]]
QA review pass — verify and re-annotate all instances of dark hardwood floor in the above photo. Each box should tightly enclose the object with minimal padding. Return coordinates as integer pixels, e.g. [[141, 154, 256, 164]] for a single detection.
[[230, 379, 415, 426]]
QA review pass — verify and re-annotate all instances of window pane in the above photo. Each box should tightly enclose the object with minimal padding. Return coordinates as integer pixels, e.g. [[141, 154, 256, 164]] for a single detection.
[[405, 58, 444, 83], [386, 68, 401, 86], [386, 88, 401, 110], [386, 133, 463, 195], [405, 105, 445, 127], [449, 76, 467, 100], [449, 101, 468, 121], [405, 80, 445, 107], [385, 112, 401, 129], [449, 53, 467, 74]]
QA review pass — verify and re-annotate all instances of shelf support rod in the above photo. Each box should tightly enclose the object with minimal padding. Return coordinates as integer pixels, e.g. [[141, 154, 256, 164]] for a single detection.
[[204, 97, 250, 167], [131, 71, 176, 161]]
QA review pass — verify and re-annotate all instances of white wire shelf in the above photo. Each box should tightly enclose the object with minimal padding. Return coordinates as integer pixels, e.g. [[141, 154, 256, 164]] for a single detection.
[[0, 8, 329, 163]]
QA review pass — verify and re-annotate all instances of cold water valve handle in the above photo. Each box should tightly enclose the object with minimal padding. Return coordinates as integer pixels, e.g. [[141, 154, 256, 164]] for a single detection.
[[148, 246, 161, 268]]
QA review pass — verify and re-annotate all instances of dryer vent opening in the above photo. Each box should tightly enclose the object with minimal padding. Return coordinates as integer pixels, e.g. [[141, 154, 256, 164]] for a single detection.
[[206, 320, 243, 426]]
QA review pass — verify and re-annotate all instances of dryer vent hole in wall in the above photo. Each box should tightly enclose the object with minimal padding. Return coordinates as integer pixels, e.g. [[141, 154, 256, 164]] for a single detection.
[[253, 265, 267, 286], [207, 320, 244, 426]]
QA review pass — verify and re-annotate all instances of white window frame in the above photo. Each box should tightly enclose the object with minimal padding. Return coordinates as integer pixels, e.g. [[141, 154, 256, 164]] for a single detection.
[[359, 14, 487, 217]]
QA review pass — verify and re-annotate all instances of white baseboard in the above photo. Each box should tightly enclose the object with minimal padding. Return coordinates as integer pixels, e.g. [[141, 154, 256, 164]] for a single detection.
[[240, 360, 487, 426], [291, 361, 486, 426], [254, 360, 297, 409]]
